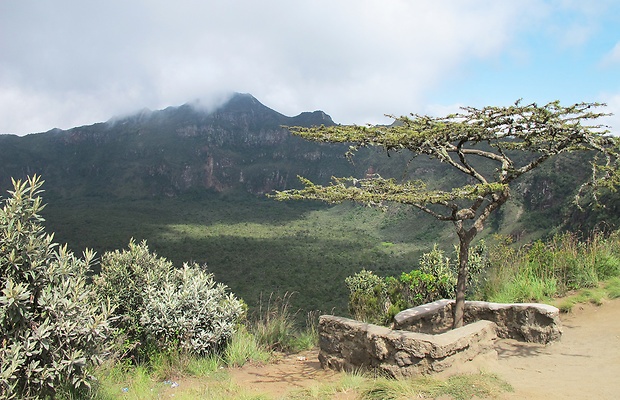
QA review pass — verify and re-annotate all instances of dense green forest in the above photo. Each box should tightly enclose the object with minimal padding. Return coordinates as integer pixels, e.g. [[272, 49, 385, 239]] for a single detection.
[[38, 186, 617, 318], [40, 192, 443, 316]]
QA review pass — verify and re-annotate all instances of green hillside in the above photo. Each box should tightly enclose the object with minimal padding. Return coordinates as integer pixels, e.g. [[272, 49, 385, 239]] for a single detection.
[[2, 93, 618, 316]]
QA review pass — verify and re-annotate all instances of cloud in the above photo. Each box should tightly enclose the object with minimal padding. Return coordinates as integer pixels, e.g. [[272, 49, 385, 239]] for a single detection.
[[599, 42, 620, 68], [599, 91, 620, 136], [0, 0, 606, 134]]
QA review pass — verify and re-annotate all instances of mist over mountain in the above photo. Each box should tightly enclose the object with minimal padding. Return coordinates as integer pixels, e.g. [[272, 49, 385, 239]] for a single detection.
[[0, 93, 355, 198], [2, 92, 618, 316], [1, 92, 617, 235]]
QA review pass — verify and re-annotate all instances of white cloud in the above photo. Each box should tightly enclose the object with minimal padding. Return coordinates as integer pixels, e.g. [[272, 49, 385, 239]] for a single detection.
[[599, 42, 620, 68], [0, 0, 608, 134], [598, 91, 620, 136]]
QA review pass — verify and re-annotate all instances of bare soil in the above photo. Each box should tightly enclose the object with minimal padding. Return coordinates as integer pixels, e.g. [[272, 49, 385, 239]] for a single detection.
[[228, 298, 620, 399], [490, 298, 620, 399]]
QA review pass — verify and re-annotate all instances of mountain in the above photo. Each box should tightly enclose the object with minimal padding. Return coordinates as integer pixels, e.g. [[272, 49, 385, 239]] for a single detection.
[[0, 93, 354, 199], [1, 92, 617, 234], [0, 93, 617, 230], [1, 93, 618, 316]]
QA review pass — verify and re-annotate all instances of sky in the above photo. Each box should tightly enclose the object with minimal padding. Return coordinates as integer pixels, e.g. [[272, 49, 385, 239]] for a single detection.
[[1, 0, 620, 136]]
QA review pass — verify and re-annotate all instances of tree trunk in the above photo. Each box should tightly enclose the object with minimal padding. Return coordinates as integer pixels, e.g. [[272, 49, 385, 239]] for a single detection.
[[453, 234, 472, 329]]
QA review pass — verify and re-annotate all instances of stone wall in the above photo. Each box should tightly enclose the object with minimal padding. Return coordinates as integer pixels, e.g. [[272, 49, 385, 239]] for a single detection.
[[318, 315, 497, 377], [393, 299, 562, 344]]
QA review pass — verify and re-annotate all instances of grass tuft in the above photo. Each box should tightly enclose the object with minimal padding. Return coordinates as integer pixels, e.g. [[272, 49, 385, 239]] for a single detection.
[[483, 231, 620, 306], [605, 277, 620, 299], [224, 325, 271, 367], [287, 370, 512, 400]]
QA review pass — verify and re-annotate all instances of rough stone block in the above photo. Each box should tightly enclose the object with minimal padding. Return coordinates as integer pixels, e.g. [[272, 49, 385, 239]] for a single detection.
[[394, 299, 562, 344], [318, 315, 497, 377]]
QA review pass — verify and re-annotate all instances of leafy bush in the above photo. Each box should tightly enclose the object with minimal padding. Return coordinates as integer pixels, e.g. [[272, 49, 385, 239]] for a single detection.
[[94, 240, 244, 358], [345, 269, 387, 324], [346, 243, 489, 325], [0, 176, 113, 399], [93, 239, 172, 348], [399, 245, 457, 306], [141, 263, 245, 355]]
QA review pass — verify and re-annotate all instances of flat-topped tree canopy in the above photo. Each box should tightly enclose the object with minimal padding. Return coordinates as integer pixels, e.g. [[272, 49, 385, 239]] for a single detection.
[[272, 100, 619, 328]]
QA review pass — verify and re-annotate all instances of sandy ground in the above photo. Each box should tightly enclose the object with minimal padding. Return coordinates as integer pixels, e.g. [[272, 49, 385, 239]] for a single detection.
[[228, 298, 620, 399], [491, 299, 620, 399], [229, 349, 344, 398]]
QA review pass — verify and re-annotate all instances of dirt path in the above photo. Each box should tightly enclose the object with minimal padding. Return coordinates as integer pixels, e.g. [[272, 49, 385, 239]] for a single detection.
[[229, 350, 344, 398], [229, 298, 620, 399], [491, 299, 620, 399]]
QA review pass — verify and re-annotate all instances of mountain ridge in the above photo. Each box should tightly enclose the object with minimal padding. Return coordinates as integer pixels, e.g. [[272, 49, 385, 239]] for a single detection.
[[0, 92, 617, 234], [0, 93, 350, 198], [2, 93, 618, 316]]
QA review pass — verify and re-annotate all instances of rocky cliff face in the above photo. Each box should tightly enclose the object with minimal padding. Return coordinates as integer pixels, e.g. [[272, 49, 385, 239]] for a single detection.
[[1, 93, 614, 234], [0, 93, 358, 198]]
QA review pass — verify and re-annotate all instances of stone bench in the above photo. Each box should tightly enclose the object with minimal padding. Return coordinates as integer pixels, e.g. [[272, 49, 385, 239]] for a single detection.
[[318, 300, 562, 376], [393, 299, 562, 344], [318, 315, 497, 377]]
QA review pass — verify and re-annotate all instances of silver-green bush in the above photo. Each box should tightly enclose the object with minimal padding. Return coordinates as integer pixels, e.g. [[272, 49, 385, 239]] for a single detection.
[[0, 176, 113, 399], [94, 241, 244, 356], [141, 263, 244, 355], [93, 239, 172, 348]]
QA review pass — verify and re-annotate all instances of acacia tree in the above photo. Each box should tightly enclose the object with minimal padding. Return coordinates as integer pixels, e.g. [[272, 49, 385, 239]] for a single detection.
[[273, 100, 619, 328]]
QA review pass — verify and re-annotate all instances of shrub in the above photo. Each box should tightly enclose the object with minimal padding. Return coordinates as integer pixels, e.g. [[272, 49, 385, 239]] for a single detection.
[[399, 245, 457, 306], [346, 243, 489, 325], [345, 269, 387, 324], [0, 176, 113, 399], [93, 239, 172, 348], [140, 263, 245, 355], [94, 240, 244, 358]]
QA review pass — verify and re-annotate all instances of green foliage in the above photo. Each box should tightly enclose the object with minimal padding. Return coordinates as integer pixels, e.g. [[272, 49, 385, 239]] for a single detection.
[[278, 100, 619, 220], [346, 243, 490, 325], [482, 231, 620, 303], [38, 174, 618, 324], [0, 176, 113, 399], [94, 240, 244, 358], [400, 244, 457, 305], [45, 196, 426, 322], [390, 243, 488, 309], [251, 292, 319, 353], [345, 270, 387, 324], [141, 263, 245, 355], [223, 325, 270, 367], [274, 175, 509, 209], [345, 269, 386, 298], [93, 239, 172, 348], [605, 277, 620, 299], [553, 276, 620, 312], [291, 370, 512, 400], [360, 373, 513, 400], [288, 311, 320, 352]]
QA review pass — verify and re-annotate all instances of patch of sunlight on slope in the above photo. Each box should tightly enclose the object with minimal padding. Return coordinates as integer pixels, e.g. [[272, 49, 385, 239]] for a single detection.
[[162, 223, 283, 239]]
